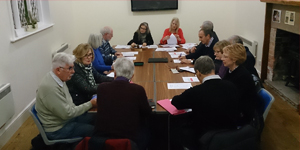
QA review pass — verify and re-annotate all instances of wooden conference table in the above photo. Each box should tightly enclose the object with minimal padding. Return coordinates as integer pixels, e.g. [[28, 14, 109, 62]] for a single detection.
[[114, 46, 199, 113]]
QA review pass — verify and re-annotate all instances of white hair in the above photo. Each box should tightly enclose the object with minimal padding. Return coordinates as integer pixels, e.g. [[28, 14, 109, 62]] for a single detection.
[[113, 58, 134, 79], [228, 35, 244, 44], [100, 26, 112, 35], [201, 21, 214, 31], [88, 33, 103, 49], [52, 52, 75, 70]]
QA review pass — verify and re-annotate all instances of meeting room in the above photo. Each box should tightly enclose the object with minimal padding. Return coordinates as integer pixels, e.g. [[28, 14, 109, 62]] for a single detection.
[[0, 0, 299, 150]]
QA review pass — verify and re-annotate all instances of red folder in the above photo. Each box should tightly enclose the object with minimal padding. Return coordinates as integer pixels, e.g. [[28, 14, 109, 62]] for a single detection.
[[157, 99, 187, 115]]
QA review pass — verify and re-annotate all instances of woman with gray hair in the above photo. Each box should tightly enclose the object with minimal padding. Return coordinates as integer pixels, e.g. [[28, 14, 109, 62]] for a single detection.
[[95, 57, 152, 150], [88, 33, 113, 74], [127, 22, 154, 47]]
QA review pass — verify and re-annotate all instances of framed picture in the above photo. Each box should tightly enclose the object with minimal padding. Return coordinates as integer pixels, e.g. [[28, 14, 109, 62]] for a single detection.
[[285, 11, 295, 25], [272, 9, 281, 23]]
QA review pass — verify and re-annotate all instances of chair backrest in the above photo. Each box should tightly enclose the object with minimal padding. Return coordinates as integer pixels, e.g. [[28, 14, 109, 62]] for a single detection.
[[29, 104, 82, 145], [252, 74, 263, 93], [258, 88, 275, 121], [199, 124, 259, 150]]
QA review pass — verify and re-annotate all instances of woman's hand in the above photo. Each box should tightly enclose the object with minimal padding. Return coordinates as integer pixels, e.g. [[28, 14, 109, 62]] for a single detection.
[[163, 35, 170, 41], [142, 43, 147, 46], [175, 34, 181, 41], [131, 43, 136, 47]]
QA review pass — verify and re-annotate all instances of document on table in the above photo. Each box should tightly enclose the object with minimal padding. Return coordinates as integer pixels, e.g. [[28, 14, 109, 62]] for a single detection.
[[115, 45, 131, 49], [181, 43, 197, 49], [167, 34, 177, 45], [125, 57, 136, 61], [147, 45, 158, 48], [157, 99, 191, 115], [155, 48, 177, 52], [121, 52, 138, 57], [107, 72, 114, 77], [168, 52, 185, 58], [167, 83, 192, 89], [160, 44, 179, 48], [182, 77, 199, 82], [173, 59, 181, 63], [179, 66, 195, 73]]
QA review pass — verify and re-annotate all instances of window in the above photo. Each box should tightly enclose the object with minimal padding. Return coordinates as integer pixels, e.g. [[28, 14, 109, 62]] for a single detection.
[[9, 0, 53, 42]]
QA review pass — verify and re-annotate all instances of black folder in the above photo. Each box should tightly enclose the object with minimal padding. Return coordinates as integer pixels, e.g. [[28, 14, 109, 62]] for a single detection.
[[148, 58, 168, 63]]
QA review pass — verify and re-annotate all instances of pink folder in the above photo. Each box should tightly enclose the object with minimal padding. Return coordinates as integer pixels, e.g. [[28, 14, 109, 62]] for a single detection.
[[157, 99, 187, 115]]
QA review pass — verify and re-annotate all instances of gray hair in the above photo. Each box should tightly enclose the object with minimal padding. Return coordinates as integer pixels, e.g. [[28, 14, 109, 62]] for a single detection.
[[194, 56, 215, 75], [52, 52, 75, 70], [201, 21, 214, 31], [228, 35, 243, 44], [100, 26, 112, 35], [113, 57, 134, 79], [88, 34, 103, 49]]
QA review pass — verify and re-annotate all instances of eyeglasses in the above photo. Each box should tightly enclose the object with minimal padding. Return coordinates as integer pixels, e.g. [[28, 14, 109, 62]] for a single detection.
[[60, 66, 75, 71], [84, 53, 93, 58], [140, 27, 147, 30]]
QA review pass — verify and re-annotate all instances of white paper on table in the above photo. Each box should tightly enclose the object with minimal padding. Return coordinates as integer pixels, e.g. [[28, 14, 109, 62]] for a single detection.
[[167, 34, 177, 45], [147, 45, 158, 48], [168, 52, 185, 58], [155, 48, 177, 52], [121, 52, 138, 57], [160, 44, 179, 48], [182, 77, 199, 82], [107, 72, 114, 77], [173, 59, 181, 63], [181, 43, 197, 49], [115, 45, 131, 49], [167, 83, 192, 89], [179, 66, 195, 73], [125, 57, 136, 61]]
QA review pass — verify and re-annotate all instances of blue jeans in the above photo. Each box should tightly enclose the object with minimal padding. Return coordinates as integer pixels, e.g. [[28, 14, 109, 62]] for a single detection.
[[46, 113, 95, 140]]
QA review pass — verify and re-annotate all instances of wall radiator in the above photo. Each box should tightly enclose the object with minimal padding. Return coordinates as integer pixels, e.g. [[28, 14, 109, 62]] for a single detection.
[[239, 36, 258, 59], [0, 83, 15, 129], [52, 43, 69, 58]]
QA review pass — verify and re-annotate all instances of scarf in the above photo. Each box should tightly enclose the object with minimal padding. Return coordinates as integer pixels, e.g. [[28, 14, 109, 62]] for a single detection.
[[78, 62, 96, 86]]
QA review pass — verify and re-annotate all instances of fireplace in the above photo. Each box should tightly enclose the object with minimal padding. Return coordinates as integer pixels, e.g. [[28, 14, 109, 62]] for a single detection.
[[260, 0, 299, 110]]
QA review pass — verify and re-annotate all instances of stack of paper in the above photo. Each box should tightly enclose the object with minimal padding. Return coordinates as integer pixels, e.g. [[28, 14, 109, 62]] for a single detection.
[[181, 43, 197, 49], [155, 48, 177, 52], [167, 83, 192, 89], [160, 44, 179, 48], [182, 77, 199, 82], [115, 45, 131, 49], [173, 59, 181, 63], [179, 67, 195, 73], [125, 57, 136, 61], [168, 52, 186, 58], [121, 52, 138, 57], [146, 45, 158, 48]]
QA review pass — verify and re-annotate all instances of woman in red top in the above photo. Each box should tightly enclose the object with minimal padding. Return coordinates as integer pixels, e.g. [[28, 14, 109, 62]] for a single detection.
[[160, 17, 186, 45]]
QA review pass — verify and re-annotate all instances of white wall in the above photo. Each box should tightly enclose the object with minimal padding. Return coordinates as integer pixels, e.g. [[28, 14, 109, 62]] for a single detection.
[[0, 1, 266, 148]]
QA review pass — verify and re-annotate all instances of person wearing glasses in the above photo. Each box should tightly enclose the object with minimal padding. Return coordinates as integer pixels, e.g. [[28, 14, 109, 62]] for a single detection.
[[67, 43, 113, 106], [160, 17, 186, 45], [36, 52, 97, 140], [127, 22, 154, 47]]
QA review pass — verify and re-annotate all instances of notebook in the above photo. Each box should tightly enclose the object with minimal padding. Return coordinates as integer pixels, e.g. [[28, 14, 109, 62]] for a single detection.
[[148, 58, 168, 63], [157, 99, 188, 115]]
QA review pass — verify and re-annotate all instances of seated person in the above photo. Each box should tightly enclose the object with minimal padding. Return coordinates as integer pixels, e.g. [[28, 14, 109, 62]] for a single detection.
[[94, 57, 152, 150], [127, 22, 154, 47], [171, 56, 240, 149], [100, 26, 122, 65], [185, 20, 219, 54], [213, 40, 231, 78], [228, 35, 259, 77], [160, 17, 186, 45], [66, 43, 113, 106], [179, 28, 218, 64], [36, 52, 97, 140], [222, 44, 260, 125], [88, 33, 113, 74]]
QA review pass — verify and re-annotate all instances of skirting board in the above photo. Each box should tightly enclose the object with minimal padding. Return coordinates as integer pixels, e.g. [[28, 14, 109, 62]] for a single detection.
[[0, 98, 36, 149]]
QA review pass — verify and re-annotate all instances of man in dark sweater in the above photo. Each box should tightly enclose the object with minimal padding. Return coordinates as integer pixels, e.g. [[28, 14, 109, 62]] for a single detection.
[[94, 57, 152, 150], [171, 56, 240, 149], [179, 29, 218, 64]]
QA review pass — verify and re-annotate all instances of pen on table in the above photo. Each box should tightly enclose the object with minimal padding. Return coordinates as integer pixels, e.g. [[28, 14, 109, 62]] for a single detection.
[[179, 53, 182, 58]]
